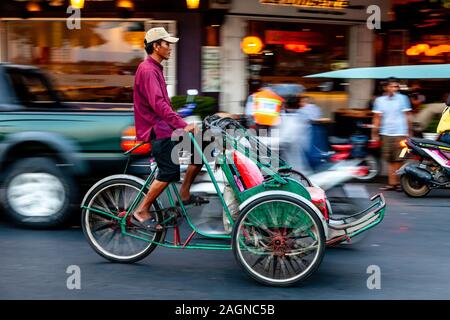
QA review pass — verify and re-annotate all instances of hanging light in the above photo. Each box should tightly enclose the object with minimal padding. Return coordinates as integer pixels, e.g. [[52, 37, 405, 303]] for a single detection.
[[26, 1, 42, 12], [186, 0, 200, 9], [70, 0, 85, 9], [117, 0, 134, 10], [241, 36, 263, 55]]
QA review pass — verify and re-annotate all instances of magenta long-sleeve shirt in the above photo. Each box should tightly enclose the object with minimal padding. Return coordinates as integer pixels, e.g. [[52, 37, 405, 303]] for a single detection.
[[133, 56, 187, 141]]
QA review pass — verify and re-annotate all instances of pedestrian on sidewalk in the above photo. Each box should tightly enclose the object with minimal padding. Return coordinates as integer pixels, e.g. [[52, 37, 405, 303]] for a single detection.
[[372, 78, 413, 191]]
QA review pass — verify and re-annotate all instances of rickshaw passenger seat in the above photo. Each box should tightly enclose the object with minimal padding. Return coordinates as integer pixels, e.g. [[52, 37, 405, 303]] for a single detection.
[[306, 187, 329, 221], [233, 151, 264, 189]]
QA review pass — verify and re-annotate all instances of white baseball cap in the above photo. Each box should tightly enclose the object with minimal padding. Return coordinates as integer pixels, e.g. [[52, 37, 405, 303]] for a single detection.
[[144, 27, 179, 44]]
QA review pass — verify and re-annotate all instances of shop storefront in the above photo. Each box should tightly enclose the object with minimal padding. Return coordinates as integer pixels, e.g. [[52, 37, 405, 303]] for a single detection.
[[220, 0, 389, 114], [0, 18, 178, 102], [375, 0, 450, 103], [0, 0, 229, 104]]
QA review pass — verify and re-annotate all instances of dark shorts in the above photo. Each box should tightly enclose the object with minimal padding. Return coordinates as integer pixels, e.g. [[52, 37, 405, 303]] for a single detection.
[[382, 135, 407, 163], [151, 132, 214, 183], [151, 138, 180, 183]]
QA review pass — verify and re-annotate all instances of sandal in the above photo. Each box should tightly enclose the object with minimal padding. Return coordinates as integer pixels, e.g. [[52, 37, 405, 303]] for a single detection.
[[379, 185, 397, 191], [176, 195, 210, 207], [130, 215, 163, 232], [130, 206, 178, 232]]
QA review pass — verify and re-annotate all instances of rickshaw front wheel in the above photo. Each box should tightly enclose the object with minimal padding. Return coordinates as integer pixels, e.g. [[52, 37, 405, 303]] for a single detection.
[[82, 176, 165, 264], [232, 194, 325, 287]]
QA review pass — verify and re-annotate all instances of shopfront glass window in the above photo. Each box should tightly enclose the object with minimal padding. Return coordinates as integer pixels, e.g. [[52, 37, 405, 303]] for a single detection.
[[247, 21, 349, 92], [4, 20, 147, 103]]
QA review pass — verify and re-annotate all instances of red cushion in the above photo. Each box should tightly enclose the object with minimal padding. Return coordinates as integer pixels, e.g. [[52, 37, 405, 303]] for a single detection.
[[306, 187, 329, 221], [233, 151, 264, 189]]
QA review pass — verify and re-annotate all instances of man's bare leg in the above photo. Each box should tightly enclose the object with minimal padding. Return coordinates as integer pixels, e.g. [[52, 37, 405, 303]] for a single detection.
[[134, 179, 169, 222], [388, 162, 402, 186], [391, 162, 403, 186], [180, 164, 203, 201]]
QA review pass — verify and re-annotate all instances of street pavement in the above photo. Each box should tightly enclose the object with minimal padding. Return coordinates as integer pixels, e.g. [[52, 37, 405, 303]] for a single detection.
[[1, 183, 449, 300]]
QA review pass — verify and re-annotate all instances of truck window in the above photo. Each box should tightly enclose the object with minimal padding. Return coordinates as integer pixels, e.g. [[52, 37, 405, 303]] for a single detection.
[[5, 69, 57, 108], [0, 73, 16, 106]]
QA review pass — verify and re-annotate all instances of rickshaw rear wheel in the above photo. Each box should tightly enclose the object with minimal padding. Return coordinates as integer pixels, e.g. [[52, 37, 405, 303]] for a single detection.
[[82, 176, 165, 264], [232, 194, 325, 287]]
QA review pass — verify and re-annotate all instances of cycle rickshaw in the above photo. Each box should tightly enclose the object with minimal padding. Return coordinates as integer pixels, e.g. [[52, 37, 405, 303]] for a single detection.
[[81, 115, 385, 286]]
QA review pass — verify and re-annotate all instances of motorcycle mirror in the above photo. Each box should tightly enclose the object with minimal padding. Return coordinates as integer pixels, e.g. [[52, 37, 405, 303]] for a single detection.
[[187, 89, 199, 96]]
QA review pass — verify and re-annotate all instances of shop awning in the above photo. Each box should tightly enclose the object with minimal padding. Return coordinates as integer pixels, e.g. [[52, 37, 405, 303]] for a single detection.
[[304, 64, 450, 79]]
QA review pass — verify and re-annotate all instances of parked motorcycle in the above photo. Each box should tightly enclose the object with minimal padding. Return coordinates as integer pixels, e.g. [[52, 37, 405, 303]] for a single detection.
[[397, 97, 450, 197]]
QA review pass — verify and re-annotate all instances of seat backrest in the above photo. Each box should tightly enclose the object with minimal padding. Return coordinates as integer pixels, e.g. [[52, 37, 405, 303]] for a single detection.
[[233, 150, 264, 189]]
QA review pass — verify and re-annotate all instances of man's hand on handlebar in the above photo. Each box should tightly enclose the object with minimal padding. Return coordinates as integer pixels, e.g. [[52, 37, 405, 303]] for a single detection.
[[184, 123, 200, 135]]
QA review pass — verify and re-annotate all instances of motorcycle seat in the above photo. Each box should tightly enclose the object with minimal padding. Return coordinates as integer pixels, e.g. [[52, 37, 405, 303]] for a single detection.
[[329, 136, 350, 145], [410, 138, 450, 149]]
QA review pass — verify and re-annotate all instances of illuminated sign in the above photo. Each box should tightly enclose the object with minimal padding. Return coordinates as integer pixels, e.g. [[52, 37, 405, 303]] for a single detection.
[[284, 44, 311, 53], [265, 30, 324, 46], [259, 0, 350, 9], [407, 44, 450, 56]]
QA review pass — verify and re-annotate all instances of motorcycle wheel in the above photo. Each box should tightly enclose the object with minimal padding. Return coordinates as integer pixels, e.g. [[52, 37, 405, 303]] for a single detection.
[[355, 155, 379, 181], [401, 174, 430, 198]]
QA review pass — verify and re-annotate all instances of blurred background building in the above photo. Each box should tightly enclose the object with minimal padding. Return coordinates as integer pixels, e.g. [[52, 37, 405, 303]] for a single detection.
[[0, 0, 225, 104], [221, 0, 390, 115], [0, 0, 448, 114]]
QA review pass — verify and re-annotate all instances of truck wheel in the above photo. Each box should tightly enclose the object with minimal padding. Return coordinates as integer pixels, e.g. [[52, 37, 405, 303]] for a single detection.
[[401, 174, 430, 198], [1, 157, 76, 228]]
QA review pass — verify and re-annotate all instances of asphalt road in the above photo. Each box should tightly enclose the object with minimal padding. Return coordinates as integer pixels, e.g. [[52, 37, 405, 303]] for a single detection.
[[1, 183, 449, 300]]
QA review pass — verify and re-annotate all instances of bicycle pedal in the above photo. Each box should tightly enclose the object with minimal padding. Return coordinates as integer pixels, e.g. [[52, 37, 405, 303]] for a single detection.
[[163, 208, 183, 226]]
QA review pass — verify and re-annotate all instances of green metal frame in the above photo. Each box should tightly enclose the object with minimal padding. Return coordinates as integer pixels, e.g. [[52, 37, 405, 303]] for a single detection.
[[327, 194, 386, 243], [82, 122, 387, 251], [81, 128, 315, 250]]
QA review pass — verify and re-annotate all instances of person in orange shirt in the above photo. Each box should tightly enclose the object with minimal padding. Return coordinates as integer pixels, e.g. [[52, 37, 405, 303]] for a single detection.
[[245, 87, 284, 132]]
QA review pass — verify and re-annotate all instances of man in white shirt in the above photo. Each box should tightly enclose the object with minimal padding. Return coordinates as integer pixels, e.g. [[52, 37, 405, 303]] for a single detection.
[[298, 96, 323, 122], [372, 78, 412, 191]]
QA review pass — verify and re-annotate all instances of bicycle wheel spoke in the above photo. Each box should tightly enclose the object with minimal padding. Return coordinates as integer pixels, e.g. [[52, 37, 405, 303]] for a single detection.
[[272, 255, 279, 280], [92, 219, 114, 233], [234, 197, 324, 285], [104, 228, 119, 252], [94, 193, 113, 214], [288, 255, 305, 272], [96, 227, 115, 249], [113, 186, 121, 211], [122, 186, 138, 210], [284, 256, 299, 274], [279, 258, 290, 278], [263, 255, 272, 273], [250, 255, 267, 269], [124, 233, 141, 253], [104, 188, 119, 212], [110, 230, 121, 254]]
